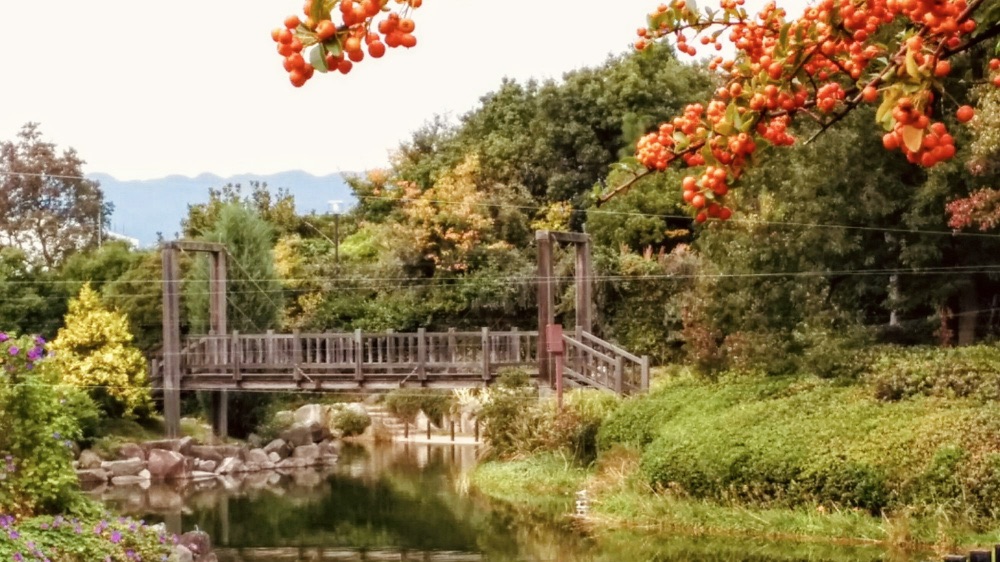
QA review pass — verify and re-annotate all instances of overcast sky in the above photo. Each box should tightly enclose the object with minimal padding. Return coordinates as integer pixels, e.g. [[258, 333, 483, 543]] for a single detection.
[[0, 0, 810, 180]]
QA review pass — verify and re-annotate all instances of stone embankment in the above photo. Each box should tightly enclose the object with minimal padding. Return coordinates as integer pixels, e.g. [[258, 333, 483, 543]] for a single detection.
[[75, 407, 340, 489]]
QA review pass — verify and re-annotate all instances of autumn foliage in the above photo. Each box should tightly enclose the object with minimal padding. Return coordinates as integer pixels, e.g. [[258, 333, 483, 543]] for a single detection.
[[277, 0, 999, 224]]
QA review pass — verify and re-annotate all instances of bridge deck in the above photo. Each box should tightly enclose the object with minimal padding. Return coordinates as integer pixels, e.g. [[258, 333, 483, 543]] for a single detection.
[[151, 328, 648, 396]]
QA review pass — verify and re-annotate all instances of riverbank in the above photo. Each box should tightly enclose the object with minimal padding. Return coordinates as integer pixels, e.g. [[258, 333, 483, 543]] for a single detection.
[[469, 370, 1000, 554]]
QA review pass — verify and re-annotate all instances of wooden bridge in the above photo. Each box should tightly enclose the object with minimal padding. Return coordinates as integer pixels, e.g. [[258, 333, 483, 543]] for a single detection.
[[150, 327, 648, 395], [156, 233, 648, 437]]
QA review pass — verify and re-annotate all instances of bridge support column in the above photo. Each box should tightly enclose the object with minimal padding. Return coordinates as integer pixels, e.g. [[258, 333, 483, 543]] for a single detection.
[[211, 390, 228, 440], [161, 245, 182, 438]]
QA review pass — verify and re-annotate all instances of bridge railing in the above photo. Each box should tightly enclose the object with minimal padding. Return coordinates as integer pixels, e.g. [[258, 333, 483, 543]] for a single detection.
[[562, 328, 649, 396], [179, 328, 540, 385]]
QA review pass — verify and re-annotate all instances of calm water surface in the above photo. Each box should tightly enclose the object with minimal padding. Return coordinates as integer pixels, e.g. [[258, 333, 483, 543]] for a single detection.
[[104, 443, 920, 562]]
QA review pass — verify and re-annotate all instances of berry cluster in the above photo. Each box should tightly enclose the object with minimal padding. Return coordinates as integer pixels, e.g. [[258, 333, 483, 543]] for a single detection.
[[273, 0, 423, 87], [630, 0, 993, 222]]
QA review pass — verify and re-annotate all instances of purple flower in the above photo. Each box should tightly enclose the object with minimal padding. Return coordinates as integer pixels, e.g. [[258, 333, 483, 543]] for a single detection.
[[13, 553, 22, 562], [8, 346, 18, 356], [110, 529, 122, 544], [0, 333, 8, 342], [34, 336, 45, 345], [9, 529, 20, 539]]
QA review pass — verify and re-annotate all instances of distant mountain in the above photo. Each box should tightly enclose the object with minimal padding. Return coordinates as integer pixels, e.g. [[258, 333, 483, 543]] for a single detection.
[[90, 171, 355, 247]]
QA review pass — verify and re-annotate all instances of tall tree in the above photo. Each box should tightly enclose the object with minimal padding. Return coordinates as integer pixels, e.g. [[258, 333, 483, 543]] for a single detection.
[[0, 123, 108, 268]]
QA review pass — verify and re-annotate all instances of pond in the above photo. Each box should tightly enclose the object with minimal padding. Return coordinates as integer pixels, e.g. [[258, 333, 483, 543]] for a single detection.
[[100, 442, 922, 562]]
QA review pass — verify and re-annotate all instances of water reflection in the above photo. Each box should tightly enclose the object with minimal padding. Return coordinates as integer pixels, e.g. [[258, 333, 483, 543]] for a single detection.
[[101, 442, 920, 562]]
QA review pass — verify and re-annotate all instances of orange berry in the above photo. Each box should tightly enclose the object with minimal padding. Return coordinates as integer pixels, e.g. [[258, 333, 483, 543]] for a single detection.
[[956, 105, 975, 123], [284, 15, 301, 29], [934, 60, 951, 77], [368, 41, 386, 58]]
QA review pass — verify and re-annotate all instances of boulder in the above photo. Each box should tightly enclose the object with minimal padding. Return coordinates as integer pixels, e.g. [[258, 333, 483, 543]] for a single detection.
[[179, 528, 212, 556], [144, 437, 193, 456], [263, 438, 290, 458], [243, 462, 261, 473], [279, 423, 315, 448], [138, 469, 151, 480], [267, 452, 281, 463], [117, 442, 146, 461], [189, 445, 241, 462], [276, 457, 310, 470], [77, 449, 103, 469], [196, 460, 217, 473], [169, 545, 193, 562], [111, 475, 147, 487], [101, 458, 145, 477], [292, 444, 320, 462], [189, 471, 217, 481], [247, 433, 263, 448], [215, 457, 243, 475], [76, 468, 110, 485], [245, 448, 270, 466], [147, 449, 187, 481], [318, 439, 341, 456], [293, 404, 329, 427]]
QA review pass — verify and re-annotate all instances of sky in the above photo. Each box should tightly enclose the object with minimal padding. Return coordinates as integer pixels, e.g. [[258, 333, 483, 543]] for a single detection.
[[0, 0, 810, 181]]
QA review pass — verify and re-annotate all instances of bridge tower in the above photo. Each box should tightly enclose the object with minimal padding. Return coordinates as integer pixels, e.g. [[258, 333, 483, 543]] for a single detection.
[[161, 240, 228, 438], [535, 231, 593, 388]]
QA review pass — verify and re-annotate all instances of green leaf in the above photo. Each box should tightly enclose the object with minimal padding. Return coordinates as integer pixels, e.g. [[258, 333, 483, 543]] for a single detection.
[[310, 44, 329, 73], [876, 96, 895, 129], [905, 49, 920, 80], [296, 29, 319, 47], [900, 125, 923, 153], [778, 23, 790, 49], [324, 39, 343, 58]]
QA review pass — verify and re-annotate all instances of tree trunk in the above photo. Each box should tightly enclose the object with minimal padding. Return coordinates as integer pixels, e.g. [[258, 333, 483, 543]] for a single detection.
[[957, 283, 979, 346]]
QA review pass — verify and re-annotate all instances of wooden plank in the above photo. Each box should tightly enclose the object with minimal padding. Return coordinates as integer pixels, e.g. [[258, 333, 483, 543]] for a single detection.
[[231, 331, 242, 383], [168, 240, 226, 253], [575, 238, 592, 333], [614, 356, 624, 394], [640, 356, 650, 392], [549, 231, 589, 244]]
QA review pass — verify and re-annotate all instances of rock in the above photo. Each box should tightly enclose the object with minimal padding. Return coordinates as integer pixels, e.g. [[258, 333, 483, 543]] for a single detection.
[[320, 454, 339, 466], [178, 530, 212, 558], [144, 437, 193, 456], [196, 460, 217, 473], [292, 444, 320, 461], [318, 439, 341, 456], [245, 448, 270, 466], [147, 449, 188, 481], [215, 457, 243, 475], [267, 452, 281, 463], [138, 469, 151, 480], [276, 457, 310, 470], [243, 462, 261, 473], [76, 468, 110, 485], [261, 461, 276, 471], [279, 423, 315, 448], [111, 475, 147, 487], [293, 404, 329, 427], [169, 545, 194, 562], [189, 444, 241, 462], [247, 433, 263, 448], [263, 439, 290, 459], [101, 458, 145, 477], [189, 471, 217, 481], [77, 449, 103, 469], [117, 442, 146, 461]]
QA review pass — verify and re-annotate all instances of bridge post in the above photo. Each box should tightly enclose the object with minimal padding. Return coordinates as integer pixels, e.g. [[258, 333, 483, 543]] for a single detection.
[[354, 329, 364, 382], [575, 237, 593, 333], [536, 231, 554, 388], [481, 327, 491, 382], [417, 328, 427, 382], [160, 245, 182, 438]]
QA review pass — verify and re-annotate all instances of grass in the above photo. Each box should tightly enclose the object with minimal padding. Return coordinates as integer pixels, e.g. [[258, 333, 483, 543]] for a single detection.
[[470, 369, 1000, 555]]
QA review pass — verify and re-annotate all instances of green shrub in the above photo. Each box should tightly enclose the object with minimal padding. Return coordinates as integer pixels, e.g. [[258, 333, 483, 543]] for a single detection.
[[563, 390, 621, 463], [384, 388, 454, 426], [478, 369, 539, 458], [332, 407, 371, 437], [866, 345, 1000, 402], [0, 333, 92, 517], [598, 375, 1000, 515], [0, 513, 172, 561]]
